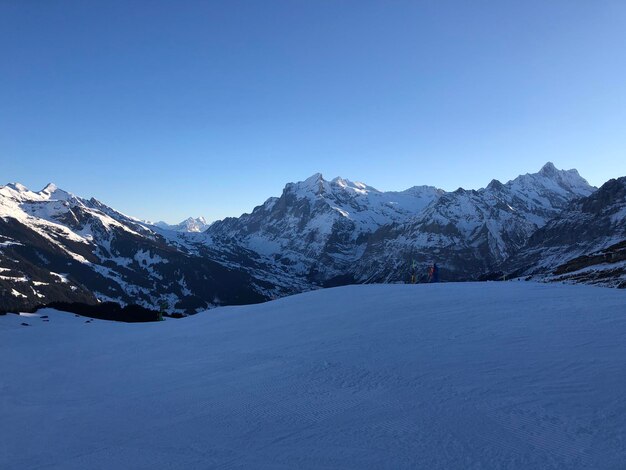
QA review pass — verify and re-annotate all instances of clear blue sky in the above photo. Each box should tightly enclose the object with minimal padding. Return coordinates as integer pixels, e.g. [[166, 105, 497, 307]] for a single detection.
[[2, 1, 625, 223]]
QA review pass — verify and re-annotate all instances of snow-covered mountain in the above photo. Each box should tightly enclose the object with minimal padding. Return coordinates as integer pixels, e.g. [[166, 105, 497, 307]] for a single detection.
[[207, 163, 594, 285], [153, 217, 210, 233], [501, 176, 626, 287], [206, 174, 443, 283], [352, 163, 595, 282], [0, 183, 279, 313]]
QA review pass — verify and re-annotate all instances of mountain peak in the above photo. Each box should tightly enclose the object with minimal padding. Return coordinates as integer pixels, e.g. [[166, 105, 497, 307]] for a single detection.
[[1, 182, 73, 202], [305, 172, 324, 182], [6, 182, 29, 192], [154, 217, 209, 232], [330, 177, 378, 195], [41, 183, 58, 193], [39, 183, 72, 201], [507, 162, 593, 201], [184, 216, 207, 225], [487, 179, 504, 190], [288, 173, 330, 197], [539, 162, 558, 176], [180, 216, 209, 232]]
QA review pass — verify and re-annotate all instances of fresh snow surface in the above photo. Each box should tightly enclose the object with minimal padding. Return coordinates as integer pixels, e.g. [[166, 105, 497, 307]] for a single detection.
[[2, 283, 626, 469]]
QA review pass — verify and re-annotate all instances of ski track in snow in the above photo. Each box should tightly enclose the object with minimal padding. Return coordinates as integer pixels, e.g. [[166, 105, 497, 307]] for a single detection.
[[1, 282, 626, 469]]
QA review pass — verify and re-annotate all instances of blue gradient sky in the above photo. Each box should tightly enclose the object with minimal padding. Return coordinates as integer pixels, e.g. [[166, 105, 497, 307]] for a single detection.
[[2, 1, 625, 223]]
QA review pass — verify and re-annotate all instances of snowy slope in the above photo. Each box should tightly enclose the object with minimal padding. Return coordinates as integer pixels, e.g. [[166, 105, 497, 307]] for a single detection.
[[2, 282, 626, 469]]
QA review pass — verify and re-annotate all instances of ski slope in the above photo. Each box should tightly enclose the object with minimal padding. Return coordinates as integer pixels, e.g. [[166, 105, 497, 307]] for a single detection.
[[2, 282, 626, 469]]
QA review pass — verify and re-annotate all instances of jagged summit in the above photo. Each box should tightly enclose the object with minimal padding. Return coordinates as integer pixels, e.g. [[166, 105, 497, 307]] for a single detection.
[[154, 216, 210, 233], [184, 216, 208, 224], [539, 161, 558, 176], [487, 179, 504, 190], [39, 183, 73, 201], [533, 162, 587, 183], [6, 182, 28, 192], [331, 177, 378, 194], [291, 173, 432, 200], [41, 183, 58, 193], [180, 216, 210, 232], [292, 162, 588, 200], [282, 173, 442, 211], [505, 163, 593, 201], [1, 182, 73, 203], [287, 173, 330, 196], [536, 161, 586, 181]]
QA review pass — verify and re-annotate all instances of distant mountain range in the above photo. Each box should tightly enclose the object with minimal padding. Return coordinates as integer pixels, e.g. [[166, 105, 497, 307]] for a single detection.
[[152, 217, 211, 233], [1, 163, 624, 313]]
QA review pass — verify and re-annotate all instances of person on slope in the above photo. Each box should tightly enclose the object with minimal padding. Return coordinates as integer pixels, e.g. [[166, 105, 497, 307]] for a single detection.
[[428, 263, 439, 283]]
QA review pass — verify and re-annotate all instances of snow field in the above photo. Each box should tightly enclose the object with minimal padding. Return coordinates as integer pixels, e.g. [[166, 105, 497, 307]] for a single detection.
[[1, 282, 626, 469]]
